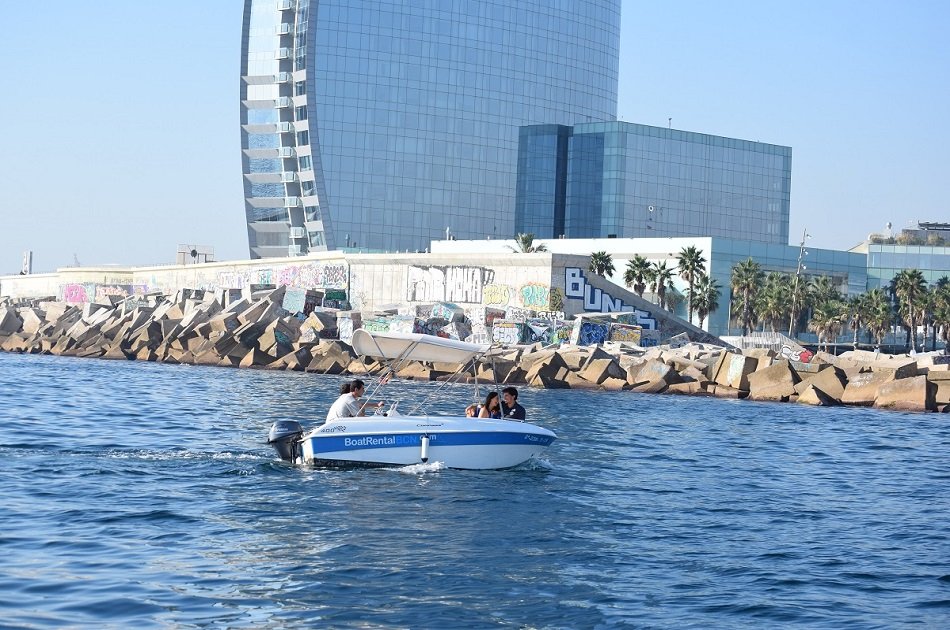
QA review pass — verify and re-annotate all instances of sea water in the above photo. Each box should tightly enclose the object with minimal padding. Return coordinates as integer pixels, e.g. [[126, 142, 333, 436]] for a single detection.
[[1, 352, 948, 628]]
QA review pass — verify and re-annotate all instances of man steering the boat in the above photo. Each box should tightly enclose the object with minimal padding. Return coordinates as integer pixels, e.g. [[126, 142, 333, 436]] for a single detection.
[[326, 379, 385, 421]]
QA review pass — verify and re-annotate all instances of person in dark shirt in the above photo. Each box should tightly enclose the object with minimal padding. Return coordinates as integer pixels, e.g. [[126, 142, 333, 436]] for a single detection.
[[501, 386, 526, 420]]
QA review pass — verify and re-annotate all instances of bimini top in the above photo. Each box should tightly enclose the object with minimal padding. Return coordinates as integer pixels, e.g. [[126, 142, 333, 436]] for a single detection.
[[350, 330, 491, 364]]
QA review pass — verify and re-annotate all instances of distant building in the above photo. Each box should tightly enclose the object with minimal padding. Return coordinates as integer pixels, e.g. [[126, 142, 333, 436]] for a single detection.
[[515, 122, 792, 244], [432, 236, 867, 337], [239, 0, 621, 259], [852, 221, 950, 289]]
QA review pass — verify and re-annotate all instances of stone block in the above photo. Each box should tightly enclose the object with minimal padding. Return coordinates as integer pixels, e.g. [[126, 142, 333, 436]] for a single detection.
[[530, 366, 571, 389], [633, 359, 683, 386], [841, 371, 895, 406], [1, 333, 29, 352], [580, 357, 626, 385], [563, 371, 600, 389], [679, 365, 707, 383], [714, 352, 759, 390], [502, 366, 527, 384], [239, 348, 276, 368], [601, 376, 629, 391], [874, 376, 936, 412], [794, 366, 847, 401], [0, 306, 25, 334], [706, 384, 746, 399], [747, 359, 800, 401], [934, 381, 950, 406], [17, 308, 43, 335], [797, 384, 840, 406], [632, 378, 668, 394], [525, 352, 569, 385], [868, 358, 918, 380], [666, 381, 710, 396]]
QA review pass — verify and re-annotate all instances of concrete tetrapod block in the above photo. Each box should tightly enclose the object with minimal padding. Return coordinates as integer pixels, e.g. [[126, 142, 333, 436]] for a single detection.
[[796, 384, 841, 406], [396, 362, 432, 380], [558, 348, 591, 371], [666, 381, 710, 396], [239, 348, 277, 368], [633, 359, 683, 386], [18, 308, 43, 335], [530, 366, 572, 389], [601, 376, 629, 391], [706, 384, 746, 399], [868, 358, 918, 380], [632, 378, 669, 394], [580, 357, 626, 385], [747, 359, 800, 402], [794, 366, 847, 401], [931, 380, 950, 406], [563, 371, 601, 389], [873, 375, 936, 412], [714, 352, 759, 391], [267, 347, 313, 371], [840, 371, 895, 406]]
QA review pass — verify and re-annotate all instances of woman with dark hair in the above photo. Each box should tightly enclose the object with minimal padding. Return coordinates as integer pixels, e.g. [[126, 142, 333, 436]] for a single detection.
[[477, 392, 502, 419]]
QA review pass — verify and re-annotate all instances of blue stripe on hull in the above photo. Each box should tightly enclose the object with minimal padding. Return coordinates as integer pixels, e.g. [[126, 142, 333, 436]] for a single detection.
[[309, 431, 555, 453]]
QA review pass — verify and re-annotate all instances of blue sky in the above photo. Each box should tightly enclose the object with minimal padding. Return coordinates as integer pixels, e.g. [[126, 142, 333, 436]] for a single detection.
[[1, 1, 948, 273]]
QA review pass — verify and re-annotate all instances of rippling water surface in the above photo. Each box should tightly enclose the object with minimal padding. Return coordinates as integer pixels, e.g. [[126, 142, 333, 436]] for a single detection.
[[1, 352, 949, 628]]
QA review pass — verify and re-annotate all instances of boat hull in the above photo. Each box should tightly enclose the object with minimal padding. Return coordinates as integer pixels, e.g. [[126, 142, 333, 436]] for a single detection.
[[299, 415, 556, 470]]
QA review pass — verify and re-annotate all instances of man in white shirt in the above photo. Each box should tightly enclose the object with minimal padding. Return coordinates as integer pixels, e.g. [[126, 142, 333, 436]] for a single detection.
[[326, 379, 384, 421]]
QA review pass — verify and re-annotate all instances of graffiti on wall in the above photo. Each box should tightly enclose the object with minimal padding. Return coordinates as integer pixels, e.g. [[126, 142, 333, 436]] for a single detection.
[[406, 265, 495, 303], [483, 283, 512, 307], [564, 267, 657, 329], [60, 283, 148, 305], [215, 262, 348, 291], [483, 282, 562, 310]]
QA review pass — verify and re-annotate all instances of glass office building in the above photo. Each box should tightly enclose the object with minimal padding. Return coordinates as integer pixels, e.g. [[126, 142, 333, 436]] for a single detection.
[[863, 243, 950, 289], [516, 122, 792, 244], [240, 0, 621, 259]]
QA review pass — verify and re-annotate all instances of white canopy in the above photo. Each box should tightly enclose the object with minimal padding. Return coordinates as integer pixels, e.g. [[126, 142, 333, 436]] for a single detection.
[[350, 330, 491, 364]]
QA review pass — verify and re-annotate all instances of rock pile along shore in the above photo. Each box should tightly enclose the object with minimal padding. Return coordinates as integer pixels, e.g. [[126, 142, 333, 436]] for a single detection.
[[2, 288, 948, 413]]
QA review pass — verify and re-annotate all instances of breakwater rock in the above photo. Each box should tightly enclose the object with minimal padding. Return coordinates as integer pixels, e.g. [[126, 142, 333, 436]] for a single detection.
[[2, 290, 949, 412]]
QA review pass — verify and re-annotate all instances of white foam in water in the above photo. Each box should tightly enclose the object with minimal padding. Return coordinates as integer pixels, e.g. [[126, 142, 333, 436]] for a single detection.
[[397, 461, 447, 474], [514, 456, 553, 471]]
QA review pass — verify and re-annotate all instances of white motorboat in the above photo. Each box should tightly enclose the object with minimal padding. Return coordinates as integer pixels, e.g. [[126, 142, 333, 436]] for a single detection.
[[267, 330, 557, 470]]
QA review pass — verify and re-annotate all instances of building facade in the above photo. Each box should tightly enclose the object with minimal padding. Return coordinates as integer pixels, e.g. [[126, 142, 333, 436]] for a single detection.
[[431, 236, 867, 337], [240, 0, 621, 259], [515, 122, 792, 244]]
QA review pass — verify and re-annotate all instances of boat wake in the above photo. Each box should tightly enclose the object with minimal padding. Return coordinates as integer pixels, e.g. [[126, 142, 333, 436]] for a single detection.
[[395, 461, 447, 474]]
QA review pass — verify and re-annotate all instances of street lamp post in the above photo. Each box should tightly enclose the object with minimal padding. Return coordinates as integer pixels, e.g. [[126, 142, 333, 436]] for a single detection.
[[788, 228, 811, 338]]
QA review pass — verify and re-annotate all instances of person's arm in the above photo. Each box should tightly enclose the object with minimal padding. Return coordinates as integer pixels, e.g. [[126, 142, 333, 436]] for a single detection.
[[478, 405, 489, 418]]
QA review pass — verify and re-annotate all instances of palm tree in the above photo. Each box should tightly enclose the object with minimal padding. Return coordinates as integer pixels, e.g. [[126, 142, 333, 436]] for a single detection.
[[788, 276, 809, 338], [731, 258, 763, 335], [623, 255, 653, 298], [508, 233, 548, 253], [691, 274, 721, 329], [863, 288, 893, 349], [808, 299, 847, 352], [650, 260, 675, 308], [931, 282, 950, 349], [847, 292, 870, 350], [809, 275, 841, 307], [756, 272, 790, 333], [588, 251, 615, 277], [893, 268, 928, 351], [676, 245, 707, 324]]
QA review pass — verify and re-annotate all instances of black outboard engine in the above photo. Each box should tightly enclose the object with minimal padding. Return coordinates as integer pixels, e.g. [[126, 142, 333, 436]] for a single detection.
[[268, 420, 304, 462]]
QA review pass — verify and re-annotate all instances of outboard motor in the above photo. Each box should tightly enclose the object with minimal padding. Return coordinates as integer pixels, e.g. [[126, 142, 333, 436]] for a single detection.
[[268, 420, 304, 462]]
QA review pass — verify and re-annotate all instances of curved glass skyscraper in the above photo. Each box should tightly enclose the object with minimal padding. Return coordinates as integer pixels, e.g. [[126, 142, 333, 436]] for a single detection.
[[240, 0, 620, 258]]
